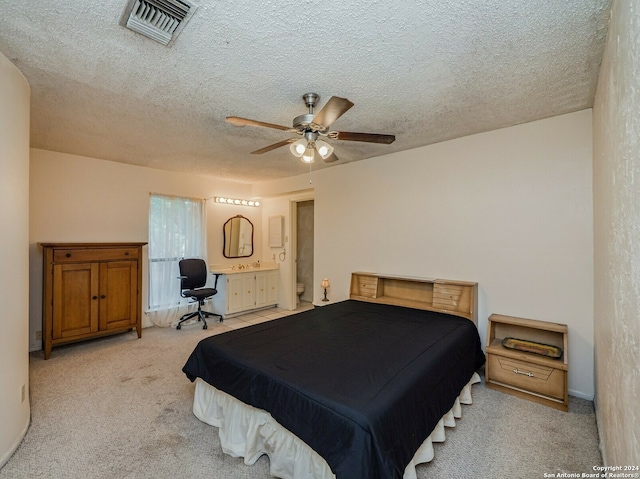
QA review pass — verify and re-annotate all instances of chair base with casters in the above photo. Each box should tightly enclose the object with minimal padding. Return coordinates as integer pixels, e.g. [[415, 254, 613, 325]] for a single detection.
[[177, 260, 222, 330], [176, 295, 222, 330]]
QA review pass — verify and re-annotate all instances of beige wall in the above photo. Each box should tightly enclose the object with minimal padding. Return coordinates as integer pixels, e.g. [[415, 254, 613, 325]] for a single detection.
[[0, 53, 31, 467], [593, 0, 640, 465], [255, 110, 595, 399], [29, 149, 261, 348]]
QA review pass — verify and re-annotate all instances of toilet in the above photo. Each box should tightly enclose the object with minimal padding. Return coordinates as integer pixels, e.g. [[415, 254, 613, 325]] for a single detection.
[[296, 282, 305, 304]]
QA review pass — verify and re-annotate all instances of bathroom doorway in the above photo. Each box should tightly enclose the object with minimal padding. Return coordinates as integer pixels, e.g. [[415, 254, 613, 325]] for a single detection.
[[294, 200, 314, 306]]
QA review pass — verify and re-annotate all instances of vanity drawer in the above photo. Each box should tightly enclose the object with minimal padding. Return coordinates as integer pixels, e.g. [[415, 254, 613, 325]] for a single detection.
[[487, 354, 566, 400]]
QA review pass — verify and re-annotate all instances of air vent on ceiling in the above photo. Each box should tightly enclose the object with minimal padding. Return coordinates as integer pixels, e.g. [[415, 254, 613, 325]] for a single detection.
[[120, 0, 196, 46]]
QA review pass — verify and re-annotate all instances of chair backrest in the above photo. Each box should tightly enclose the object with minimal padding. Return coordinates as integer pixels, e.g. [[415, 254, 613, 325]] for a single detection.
[[179, 259, 208, 290]]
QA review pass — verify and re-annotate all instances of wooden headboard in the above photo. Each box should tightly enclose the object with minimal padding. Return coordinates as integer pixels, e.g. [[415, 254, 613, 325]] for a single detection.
[[349, 272, 478, 325]]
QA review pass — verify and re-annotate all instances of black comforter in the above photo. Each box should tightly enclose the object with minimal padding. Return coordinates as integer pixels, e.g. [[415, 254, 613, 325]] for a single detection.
[[183, 300, 485, 479]]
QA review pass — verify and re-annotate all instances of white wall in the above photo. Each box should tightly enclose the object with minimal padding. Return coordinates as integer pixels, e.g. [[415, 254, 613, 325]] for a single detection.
[[255, 110, 594, 399], [592, 0, 640, 465], [0, 53, 31, 467], [29, 149, 259, 348]]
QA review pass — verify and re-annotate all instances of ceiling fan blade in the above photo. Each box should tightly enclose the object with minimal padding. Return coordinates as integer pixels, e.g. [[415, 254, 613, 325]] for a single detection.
[[323, 152, 340, 163], [330, 131, 396, 144], [226, 116, 292, 131], [251, 138, 297, 155], [311, 96, 354, 130]]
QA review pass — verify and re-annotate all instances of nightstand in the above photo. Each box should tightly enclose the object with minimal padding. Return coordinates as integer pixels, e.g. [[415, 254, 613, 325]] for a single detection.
[[485, 313, 568, 411]]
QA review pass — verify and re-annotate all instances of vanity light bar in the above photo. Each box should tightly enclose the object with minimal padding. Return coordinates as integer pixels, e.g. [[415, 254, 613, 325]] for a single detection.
[[214, 197, 261, 207]]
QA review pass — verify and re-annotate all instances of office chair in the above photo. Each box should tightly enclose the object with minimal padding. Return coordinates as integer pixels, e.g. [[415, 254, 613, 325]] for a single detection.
[[176, 258, 222, 330]]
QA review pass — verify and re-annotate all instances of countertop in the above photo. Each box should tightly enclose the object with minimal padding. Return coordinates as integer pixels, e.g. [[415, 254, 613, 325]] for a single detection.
[[210, 262, 279, 275]]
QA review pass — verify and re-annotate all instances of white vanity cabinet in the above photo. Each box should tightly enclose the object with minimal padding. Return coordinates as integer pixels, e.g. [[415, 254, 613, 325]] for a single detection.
[[211, 268, 279, 318], [257, 270, 279, 307]]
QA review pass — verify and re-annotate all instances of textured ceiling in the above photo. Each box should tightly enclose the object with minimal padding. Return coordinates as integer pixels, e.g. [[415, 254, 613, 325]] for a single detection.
[[1, 0, 611, 183]]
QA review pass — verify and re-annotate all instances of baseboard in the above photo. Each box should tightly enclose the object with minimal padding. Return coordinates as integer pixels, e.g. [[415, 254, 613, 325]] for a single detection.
[[29, 340, 42, 353], [0, 411, 30, 469], [594, 402, 607, 465], [568, 388, 594, 401]]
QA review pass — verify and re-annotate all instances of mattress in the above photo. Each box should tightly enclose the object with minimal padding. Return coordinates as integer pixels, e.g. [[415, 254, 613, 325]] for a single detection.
[[183, 300, 485, 479]]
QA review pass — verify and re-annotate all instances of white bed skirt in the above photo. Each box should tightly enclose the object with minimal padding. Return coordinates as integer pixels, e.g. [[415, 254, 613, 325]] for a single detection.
[[192, 372, 481, 479]]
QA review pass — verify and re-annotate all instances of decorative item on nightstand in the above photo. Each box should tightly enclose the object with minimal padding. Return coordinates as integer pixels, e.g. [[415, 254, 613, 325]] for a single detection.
[[321, 278, 330, 302]]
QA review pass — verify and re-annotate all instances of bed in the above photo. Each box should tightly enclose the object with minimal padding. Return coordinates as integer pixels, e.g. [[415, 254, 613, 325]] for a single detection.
[[182, 274, 485, 479]]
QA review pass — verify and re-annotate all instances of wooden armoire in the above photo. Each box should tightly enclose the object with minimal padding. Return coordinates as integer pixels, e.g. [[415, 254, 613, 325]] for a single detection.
[[41, 242, 146, 359]]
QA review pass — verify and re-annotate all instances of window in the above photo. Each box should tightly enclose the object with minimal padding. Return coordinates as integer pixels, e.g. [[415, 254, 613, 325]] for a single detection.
[[148, 194, 205, 311]]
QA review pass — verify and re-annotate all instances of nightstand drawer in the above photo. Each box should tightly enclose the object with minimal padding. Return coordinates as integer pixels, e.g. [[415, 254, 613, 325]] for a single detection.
[[487, 354, 566, 400]]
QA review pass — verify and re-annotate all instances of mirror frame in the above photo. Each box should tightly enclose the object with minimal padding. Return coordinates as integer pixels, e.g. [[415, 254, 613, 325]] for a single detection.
[[223, 215, 254, 258]]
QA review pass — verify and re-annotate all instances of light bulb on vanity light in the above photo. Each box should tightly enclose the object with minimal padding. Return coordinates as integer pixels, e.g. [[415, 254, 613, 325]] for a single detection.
[[214, 197, 260, 207]]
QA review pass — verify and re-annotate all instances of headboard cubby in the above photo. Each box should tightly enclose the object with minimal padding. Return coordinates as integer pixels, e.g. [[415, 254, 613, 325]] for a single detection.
[[349, 272, 478, 324]]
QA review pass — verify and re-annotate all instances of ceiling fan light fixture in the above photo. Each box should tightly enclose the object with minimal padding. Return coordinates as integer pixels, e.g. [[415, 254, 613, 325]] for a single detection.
[[290, 139, 306, 158], [315, 140, 334, 160], [301, 145, 315, 164], [227, 93, 395, 165]]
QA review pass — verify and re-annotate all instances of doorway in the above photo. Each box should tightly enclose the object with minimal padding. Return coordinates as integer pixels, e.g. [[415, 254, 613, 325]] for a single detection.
[[294, 200, 314, 305]]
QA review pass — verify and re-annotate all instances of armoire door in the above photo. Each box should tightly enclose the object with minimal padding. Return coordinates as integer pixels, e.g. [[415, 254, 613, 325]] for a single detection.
[[52, 262, 99, 339], [99, 260, 138, 331]]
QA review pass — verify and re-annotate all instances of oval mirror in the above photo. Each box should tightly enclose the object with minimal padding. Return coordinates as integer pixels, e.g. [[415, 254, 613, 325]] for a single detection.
[[223, 215, 254, 258]]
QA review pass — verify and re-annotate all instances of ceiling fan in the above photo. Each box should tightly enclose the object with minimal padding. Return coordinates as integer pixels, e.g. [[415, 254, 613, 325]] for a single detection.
[[226, 93, 396, 164]]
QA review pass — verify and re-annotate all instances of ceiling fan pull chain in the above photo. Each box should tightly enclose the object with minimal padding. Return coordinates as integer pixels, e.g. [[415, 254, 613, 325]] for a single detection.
[[309, 162, 312, 184]]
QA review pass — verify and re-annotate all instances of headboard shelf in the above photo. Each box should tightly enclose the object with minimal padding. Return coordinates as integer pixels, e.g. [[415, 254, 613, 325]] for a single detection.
[[350, 272, 478, 324]]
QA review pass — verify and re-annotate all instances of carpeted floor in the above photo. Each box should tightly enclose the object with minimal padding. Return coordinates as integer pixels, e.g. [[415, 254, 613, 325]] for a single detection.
[[1, 305, 602, 479]]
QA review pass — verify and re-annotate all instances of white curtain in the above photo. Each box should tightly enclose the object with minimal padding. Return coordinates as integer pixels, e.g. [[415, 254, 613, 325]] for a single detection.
[[146, 194, 207, 327]]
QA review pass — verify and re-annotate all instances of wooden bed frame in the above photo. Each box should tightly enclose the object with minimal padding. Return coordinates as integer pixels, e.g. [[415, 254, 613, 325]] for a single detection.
[[349, 272, 478, 324]]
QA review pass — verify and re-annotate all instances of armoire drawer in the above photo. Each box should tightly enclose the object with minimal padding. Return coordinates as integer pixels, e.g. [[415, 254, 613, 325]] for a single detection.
[[53, 247, 139, 263]]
